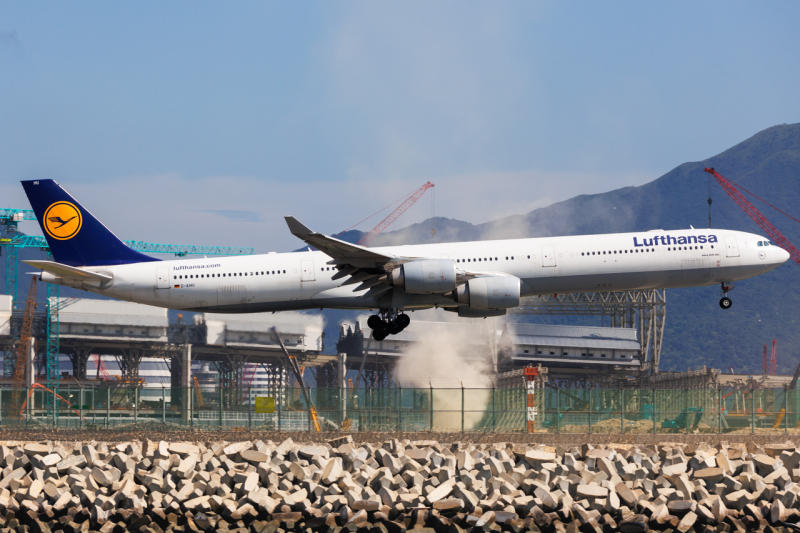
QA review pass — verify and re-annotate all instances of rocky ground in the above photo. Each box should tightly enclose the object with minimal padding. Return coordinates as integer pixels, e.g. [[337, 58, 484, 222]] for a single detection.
[[2, 434, 800, 533]]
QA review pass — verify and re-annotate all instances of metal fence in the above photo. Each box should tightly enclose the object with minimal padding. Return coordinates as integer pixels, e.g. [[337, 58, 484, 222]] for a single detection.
[[0, 386, 798, 434]]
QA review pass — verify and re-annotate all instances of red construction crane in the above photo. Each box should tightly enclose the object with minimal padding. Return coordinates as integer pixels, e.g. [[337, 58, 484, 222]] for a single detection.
[[357, 182, 435, 245], [770, 339, 777, 375], [11, 277, 38, 419], [241, 363, 257, 403], [91, 353, 113, 381], [704, 168, 800, 264], [761, 340, 778, 375]]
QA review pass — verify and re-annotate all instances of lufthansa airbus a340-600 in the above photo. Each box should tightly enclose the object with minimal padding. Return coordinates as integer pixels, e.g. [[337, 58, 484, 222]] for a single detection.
[[21, 179, 790, 341]]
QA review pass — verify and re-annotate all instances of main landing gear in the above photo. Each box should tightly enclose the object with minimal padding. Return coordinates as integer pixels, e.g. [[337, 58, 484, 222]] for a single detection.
[[368, 309, 411, 341], [719, 282, 734, 310]]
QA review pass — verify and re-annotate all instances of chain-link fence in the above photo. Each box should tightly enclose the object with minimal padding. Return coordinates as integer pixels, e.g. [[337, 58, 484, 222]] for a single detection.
[[1, 385, 798, 433]]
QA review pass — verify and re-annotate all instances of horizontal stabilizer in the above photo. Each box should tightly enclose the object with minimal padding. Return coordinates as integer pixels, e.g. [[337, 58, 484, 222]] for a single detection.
[[23, 260, 112, 281]]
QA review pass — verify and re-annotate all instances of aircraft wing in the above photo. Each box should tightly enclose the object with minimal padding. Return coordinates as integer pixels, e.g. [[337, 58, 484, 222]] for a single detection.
[[23, 260, 113, 281], [284, 216, 397, 268], [285, 216, 414, 299]]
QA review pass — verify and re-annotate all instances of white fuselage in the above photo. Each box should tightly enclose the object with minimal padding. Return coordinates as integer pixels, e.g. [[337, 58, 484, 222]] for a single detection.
[[71, 228, 787, 313]]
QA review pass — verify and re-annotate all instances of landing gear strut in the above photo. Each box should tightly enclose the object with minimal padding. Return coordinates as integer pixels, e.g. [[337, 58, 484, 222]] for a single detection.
[[719, 282, 733, 310], [369, 309, 410, 341]]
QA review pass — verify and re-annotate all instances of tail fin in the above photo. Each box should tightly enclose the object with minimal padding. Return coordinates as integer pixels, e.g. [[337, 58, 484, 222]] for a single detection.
[[21, 179, 159, 267]]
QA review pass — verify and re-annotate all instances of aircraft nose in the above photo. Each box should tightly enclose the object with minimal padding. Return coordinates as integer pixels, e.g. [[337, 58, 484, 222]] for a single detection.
[[777, 247, 791, 264]]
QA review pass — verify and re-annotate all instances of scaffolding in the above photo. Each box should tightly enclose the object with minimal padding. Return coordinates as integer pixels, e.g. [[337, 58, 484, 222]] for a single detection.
[[509, 289, 666, 375]]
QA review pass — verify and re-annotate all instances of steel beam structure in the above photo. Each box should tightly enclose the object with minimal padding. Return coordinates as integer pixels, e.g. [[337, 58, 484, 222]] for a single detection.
[[508, 289, 666, 374]]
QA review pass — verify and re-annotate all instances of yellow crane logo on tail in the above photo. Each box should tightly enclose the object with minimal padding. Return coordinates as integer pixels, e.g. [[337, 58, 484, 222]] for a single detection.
[[43, 201, 82, 240]]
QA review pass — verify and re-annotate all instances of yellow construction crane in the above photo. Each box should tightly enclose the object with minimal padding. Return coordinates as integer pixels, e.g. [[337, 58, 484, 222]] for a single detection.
[[773, 408, 786, 429], [271, 328, 321, 431], [193, 375, 205, 408], [11, 277, 37, 419]]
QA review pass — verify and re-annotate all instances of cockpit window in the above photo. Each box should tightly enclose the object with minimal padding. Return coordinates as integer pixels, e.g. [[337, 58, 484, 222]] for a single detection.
[[758, 241, 763, 247]]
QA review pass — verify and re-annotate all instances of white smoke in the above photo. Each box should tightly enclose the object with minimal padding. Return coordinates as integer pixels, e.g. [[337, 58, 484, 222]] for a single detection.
[[393, 313, 496, 430]]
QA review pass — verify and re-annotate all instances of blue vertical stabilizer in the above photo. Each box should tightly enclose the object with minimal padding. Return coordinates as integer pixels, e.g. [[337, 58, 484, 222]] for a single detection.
[[21, 179, 159, 267]]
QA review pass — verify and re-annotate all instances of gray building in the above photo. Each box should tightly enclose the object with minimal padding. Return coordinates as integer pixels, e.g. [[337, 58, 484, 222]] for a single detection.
[[500, 323, 641, 369]]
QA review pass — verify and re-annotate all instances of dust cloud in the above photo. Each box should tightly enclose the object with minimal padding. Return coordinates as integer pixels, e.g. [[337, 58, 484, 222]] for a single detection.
[[394, 321, 493, 430]]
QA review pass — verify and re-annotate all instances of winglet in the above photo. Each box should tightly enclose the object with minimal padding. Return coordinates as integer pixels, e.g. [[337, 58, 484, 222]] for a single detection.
[[284, 216, 314, 236]]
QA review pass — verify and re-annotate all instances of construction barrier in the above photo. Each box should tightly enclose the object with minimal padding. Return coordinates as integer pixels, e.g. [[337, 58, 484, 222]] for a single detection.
[[0, 385, 798, 433]]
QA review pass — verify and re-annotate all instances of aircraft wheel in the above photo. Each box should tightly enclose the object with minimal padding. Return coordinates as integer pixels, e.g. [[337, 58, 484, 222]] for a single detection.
[[719, 297, 732, 309], [373, 321, 391, 341], [396, 314, 411, 330], [367, 315, 382, 329]]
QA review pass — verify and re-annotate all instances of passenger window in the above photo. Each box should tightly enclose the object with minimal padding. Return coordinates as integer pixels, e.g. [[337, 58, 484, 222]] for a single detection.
[[527, 255, 530, 259], [283, 270, 286, 273]]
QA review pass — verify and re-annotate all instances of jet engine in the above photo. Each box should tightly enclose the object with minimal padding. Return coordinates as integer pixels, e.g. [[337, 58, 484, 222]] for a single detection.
[[390, 259, 458, 294], [455, 276, 520, 310]]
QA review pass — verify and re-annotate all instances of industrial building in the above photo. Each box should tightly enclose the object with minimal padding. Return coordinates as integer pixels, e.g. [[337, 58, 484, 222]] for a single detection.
[[499, 323, 641, 369], [0, 294, 331, 411]]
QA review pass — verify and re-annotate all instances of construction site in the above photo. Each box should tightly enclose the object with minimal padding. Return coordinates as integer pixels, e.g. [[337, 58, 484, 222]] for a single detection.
[[1, 170, 800, 437]]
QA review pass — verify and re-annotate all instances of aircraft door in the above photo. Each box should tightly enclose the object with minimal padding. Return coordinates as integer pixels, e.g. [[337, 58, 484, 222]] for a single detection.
[[541, 246, 556, 267], [725, 235, 740, 257], [157, 267, 169, 289], [301, 260, 316, 282]]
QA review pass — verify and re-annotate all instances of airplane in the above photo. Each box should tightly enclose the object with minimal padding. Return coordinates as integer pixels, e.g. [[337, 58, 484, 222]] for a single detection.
[[20, 179, 790, 341]]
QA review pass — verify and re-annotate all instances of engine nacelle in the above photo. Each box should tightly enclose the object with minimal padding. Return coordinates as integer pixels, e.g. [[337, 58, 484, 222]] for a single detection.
[[456, 276, 520, 310], [391, 259, 458, 294], [449, 306, 507, 318]]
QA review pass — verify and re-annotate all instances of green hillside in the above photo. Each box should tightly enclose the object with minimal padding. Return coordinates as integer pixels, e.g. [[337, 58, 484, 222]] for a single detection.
[[372, 123, 800, 374]]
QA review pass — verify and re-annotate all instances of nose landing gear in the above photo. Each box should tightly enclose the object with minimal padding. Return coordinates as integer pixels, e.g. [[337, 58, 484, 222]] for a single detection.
[[368, 309, 410, 341], [719, 282, 734, 309]]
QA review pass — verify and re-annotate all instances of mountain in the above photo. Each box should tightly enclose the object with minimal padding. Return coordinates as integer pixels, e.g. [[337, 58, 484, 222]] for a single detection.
[[366, 123, 800, 374]]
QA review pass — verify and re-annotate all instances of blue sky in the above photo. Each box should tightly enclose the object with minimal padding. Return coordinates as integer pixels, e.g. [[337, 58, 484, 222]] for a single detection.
[[2, 2, 799, 252]]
